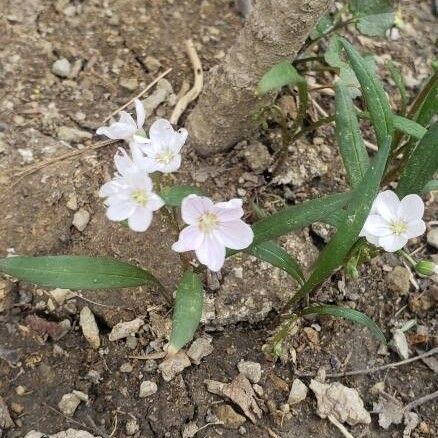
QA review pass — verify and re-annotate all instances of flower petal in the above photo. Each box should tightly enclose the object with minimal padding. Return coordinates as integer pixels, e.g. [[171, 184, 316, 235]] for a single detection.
[[119, 111, 137, 129], [128, 208, 153, 232], [213, 199, 244, 222], [404, 220, 426, 239], [195, 234, 226, 272], [148, 193, 165, 211], [149, 119, 175, 148], [114, 148, 135, 176], [172, 225, 204, 252], [96, 122, 135, 140], [378, 234, 408, 252], [135, 99, 145, 129], [398, 194, 425, 222], [100, 180, 119, 197], [170, 128, 188, 152], [155, 154, 182, 173], [363, 214, 392, 237], [215, 220, 254, 250], [106, 200, 136, 221], [361, 231, 380, 246], [373, 190, 400, 222], [181, 195, 214, 225]]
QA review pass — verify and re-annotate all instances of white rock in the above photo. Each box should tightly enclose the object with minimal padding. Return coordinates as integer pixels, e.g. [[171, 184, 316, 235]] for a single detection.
[[109, 318, 144, 341], [49, 288, 76, 305], [125, 418, 140, 436], [79, 307, 100, 349], [120, 77, 138, 91], [390, 329, 410, 360], [52, 58, 71, 78], [237, 361, 261, 383], [24, 432, 44, 438], [18, 148, 34, 163], [58, 393, 81, 417], [139, 380, 158, 398], [427, 228, 438, 249], [288, 378, 308, 405], [72, 209, 90, 232], [159, 351, 191, 382], [187, 336, 213, 365], [57, 126, 92, 143]]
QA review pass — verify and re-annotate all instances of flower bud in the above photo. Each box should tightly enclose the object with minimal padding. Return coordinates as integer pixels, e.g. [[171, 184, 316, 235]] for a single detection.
[[414, 260, 438, 276]]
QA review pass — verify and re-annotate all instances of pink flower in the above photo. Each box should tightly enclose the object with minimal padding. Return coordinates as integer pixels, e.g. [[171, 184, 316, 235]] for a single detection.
[[172, 195, 254, 271]]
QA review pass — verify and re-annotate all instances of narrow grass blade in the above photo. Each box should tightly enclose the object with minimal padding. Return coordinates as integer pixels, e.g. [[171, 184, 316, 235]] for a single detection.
[[422, 180, 438, 193], [335, 82, 369, 187], [168, 270, 203, 354], [301, 305, 386, 343], [247, 241, 305, 285], [397, 122, 438, 197], [0, 256, 164, 290], [340, 38, 393, 148], [387, 60, 407, 115]]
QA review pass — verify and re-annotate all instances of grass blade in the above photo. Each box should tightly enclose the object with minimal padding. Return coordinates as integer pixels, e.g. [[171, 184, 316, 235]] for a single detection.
[[301, 305, 386, 343], [393, 115, 427, 140], [0, 256, 164, 290], [422, 180, 438, 193], [397, 122, 438, 197], [340, 38, 393, 148], [247, 241, 305, 285], [168, 270, 203, 354], [387, 60, 407, 116], [335, 82, 369, 187]]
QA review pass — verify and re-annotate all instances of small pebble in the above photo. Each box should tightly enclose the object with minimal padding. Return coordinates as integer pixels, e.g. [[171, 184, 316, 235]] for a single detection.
[[72, 209, 90, 232], [58, 393, 81, 416], [237, 361, 261, 383], [288, 378, 308, 405], [139, 380, 158, 398], [187, 336, 213, 365], [120, 362, 133, 373], [52, 58, 71, 78], [125, 418, 140, 436], [427, 228, 438, 249], [144, 359, 157, 373], [159, 351, 191, 382], [79, 306, 100, 349]]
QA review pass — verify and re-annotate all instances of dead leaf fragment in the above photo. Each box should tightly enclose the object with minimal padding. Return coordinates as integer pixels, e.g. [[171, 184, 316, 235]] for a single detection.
[[310, 379, 371, 426], [0, 396, 14, 429], [205, 374, 262, 423], [373, 393, 404, 429], [25, 314, 68, 340]]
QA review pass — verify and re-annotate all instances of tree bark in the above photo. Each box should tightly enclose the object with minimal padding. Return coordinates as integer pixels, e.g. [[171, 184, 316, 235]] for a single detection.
[[186, 0, 332, 156]]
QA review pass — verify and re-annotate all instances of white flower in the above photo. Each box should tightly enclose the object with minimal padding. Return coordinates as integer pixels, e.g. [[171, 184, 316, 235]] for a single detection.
[[113, 146, 154, 176], [96, 99, 147, 145], [135, 119, 188, 173], [172, 195, 254, 271], [99, 171, 164, 232], [360, 190, 426, 252]]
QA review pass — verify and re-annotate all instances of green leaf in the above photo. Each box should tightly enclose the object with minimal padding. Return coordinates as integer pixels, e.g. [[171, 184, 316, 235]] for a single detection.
[[393, 115, 427, 140], [0, 256, 163, 290], [301, 305, 386, 343], [351, 0, 395, 37], [387, 60, 407, 115], [340, 38, 393, 148], [422, 180, 438, 193], [160, 185, 203, 207], [310, 14, 333, 40], [410, 71, 438, 127], [287, 136, 392, 309], [168, 270, 203, 354], [257, 61, 304, 95], [335, 82, 369, 187], [397, 122, 438, 197], [247, 241, 305, 285], [250, 192, 350, 246]]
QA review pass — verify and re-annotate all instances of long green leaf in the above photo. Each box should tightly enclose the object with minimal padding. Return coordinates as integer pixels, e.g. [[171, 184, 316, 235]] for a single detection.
[[301, 305, 386, 343], [340, 38, 393, 148], [350, 0, 395, 37], [287, 136, 392, 310], [168, 270, 203, 354], [422, 180, 438, 193], [393, 115, 427, 140], [387, 60, 407, 116], [0, 256, 163, 290], [160, 185, 203, 207], [257, 61, 304, 95], [250, 192, 350, 247], [247, 241, 305, 285], [397, 122, 438, 197], [335, 82, 369, 187]]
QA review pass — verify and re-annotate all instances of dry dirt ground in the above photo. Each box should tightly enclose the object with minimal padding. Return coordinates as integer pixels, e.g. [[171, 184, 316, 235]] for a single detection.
[[0, 1, 437, 437]]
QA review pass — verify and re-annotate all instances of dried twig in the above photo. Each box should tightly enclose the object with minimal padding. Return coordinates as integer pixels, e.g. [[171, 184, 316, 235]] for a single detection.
[[404, 390, 438, 412], [170, 39, 203, 125], [295, 347, 438, 378], [328, 415, 355, 438], [102, 68, 172, 123]]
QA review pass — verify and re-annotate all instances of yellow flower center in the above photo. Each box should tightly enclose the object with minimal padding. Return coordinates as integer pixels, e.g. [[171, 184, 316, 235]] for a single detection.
[[390, 220, 407, 235], [131, 189, 149, 207], [198, 212, 219, 233], [156, 149, 175, 165]]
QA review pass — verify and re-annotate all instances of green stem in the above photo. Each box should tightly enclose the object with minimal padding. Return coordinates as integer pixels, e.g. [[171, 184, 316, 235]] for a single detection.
[[397, 249, 417, 267]]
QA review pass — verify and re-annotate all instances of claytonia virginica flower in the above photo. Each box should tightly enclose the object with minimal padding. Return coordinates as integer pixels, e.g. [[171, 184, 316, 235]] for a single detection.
[[172, 195, 254, 271], [113, 146, 154, 176], [96, 99, 147, 145], [99, 171, 164, 232], [135, 119, 188, 173], [360, 190, 426, 252]]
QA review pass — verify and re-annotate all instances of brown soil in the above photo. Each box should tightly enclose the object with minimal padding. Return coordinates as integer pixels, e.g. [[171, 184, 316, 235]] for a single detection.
[[0, 1, 437, 437]]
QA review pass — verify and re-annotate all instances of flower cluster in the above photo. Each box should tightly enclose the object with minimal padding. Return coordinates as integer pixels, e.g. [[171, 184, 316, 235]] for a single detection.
[[360, 190, 426, 252], [97, 100, 253, 271]]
